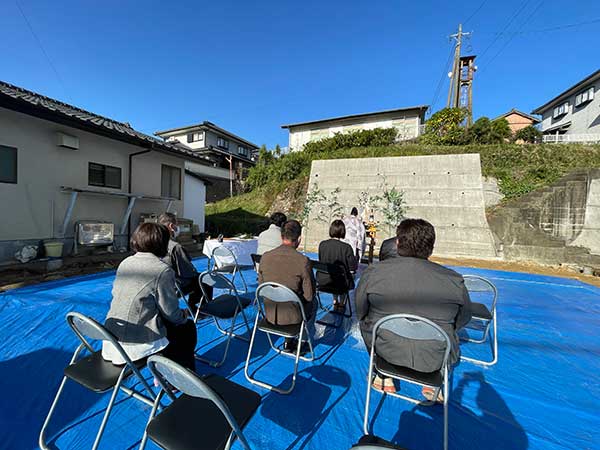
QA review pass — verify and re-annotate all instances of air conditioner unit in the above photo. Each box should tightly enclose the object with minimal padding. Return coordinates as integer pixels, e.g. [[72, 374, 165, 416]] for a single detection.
[[57, 132, 79, 150]]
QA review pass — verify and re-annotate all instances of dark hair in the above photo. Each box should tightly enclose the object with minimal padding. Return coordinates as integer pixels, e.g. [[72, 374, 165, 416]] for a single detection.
[[270, 212, 287, 228], [281, 219, 302, 243], [396, 218, 435, 259], [130, 223, 170, 257], [157, 212, 177, 227], [351, 207, 358, 216], [329, 219, 346, 239]]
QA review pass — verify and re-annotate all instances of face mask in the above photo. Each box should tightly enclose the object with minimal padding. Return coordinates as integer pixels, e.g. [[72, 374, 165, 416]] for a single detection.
[[173, 226, 180, 238]]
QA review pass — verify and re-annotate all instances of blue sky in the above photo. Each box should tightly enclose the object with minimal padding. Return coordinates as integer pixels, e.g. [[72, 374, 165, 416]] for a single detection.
[[2, 0, 599, 148]]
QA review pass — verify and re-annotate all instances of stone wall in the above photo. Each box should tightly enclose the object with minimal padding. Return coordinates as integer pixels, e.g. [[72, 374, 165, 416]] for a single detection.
[[304, 154, 497, 258]]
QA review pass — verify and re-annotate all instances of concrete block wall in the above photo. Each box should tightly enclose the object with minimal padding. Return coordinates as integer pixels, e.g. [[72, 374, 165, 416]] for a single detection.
[[304, 154, 497, 258]]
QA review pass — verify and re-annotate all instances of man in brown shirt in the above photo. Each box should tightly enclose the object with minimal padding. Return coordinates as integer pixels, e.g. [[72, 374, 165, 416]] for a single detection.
[[258, 220, 316, 351]]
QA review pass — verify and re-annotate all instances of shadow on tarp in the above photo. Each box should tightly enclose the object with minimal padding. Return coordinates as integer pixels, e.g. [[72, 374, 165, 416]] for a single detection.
[[0, 348, 100, 450], [380, 371, 528, 450]]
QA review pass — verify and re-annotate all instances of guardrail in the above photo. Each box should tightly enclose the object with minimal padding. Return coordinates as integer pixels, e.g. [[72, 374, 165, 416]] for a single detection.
[[542, 133, 600, 143]]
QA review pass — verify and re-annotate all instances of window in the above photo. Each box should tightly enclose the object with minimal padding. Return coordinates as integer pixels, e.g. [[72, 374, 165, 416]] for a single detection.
[[88, 162, 121, 189], [575, 87, 595, 107], [238, 145, 249, 157], [161, 164, 181, 199], [186, 131, 204, 143], [552, 102, 569, 119], [0, 145, 17, 184], [217, 137, 229, 149]]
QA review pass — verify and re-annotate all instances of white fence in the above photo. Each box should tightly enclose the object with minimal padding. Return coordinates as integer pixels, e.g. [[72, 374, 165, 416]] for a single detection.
[[543, 133, 600, 144]]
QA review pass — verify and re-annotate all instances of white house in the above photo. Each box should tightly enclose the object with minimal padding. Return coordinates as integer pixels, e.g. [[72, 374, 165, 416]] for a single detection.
[[532, 69, 600, 143], [0, 80, 207, 263], [281, 106, 428, 152]]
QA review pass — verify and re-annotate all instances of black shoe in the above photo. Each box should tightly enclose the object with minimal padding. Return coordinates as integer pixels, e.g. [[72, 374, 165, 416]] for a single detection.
[[283, 338, 298, 354]]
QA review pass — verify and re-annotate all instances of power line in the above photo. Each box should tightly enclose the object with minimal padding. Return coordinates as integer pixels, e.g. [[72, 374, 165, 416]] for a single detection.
[[15, 0, 68, 97], [482, 17, 600, 35], [464, 0, 489, 26], [478, 0, 533, 60], [429, 43, 456, 114]]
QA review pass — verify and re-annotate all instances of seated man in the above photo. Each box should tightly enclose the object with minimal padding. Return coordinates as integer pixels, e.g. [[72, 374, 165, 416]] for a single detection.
[[158, 213, 212, 313], [356, 218, 472, 398], [258, 219, 316, 352], [378, 229, 399, 261], [257, 212, 287, 255]]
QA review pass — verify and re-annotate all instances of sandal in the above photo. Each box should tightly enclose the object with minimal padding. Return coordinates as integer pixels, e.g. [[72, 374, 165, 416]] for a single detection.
[[372, 375, 397, 394], [422, 387, 444, 402]]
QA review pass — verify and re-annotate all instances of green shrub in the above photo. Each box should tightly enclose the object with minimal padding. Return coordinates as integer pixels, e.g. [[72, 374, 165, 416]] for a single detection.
[[514, 125, 542, 143], [420, 107, 469, 145], [303, 128, 397, 154]]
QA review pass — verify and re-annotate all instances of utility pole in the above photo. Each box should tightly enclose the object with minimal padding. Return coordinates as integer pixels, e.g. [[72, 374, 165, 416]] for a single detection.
[[446, 24, 472, 108], [225, 155, 233, 197], [446, 24, 477, 125]]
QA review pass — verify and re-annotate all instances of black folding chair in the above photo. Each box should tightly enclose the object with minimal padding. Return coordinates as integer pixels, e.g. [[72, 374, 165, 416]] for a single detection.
[[250, 253, 261, 272], [141, 355, 261, 450], [363, 314, 452, 450], [312, 260, 353, 327], [39, 312, 156, 450], [244, 282, 315, 394]]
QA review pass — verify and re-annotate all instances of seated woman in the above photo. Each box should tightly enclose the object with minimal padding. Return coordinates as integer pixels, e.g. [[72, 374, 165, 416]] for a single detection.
[[318, 219, 358, 312], [355, 219, 472, 398], [102, 223, 197, 371]]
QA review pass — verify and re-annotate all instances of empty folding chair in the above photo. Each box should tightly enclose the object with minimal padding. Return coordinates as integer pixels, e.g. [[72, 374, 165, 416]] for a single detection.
[[209, 245, 250, 292], [350, 434, 407, 450], [140, 355, 261, 450], [250, 253, 261, 272], [39, 312, 156, 450], [363, 314, 452, 450], [312, 260, 353, 326], [195, 270, 253, 367], [244, 282, 315, 394], [460, 274, 498, 366]]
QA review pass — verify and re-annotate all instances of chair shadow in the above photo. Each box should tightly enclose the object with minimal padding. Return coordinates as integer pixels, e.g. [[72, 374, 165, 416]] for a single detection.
[[259, 365, 352, 450], [389, 371, 528, 450], [0, 348, 100, 449]]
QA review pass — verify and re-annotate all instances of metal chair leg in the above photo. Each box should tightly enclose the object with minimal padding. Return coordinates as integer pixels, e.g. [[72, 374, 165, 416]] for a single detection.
[[460, 315, 498, 367], [443, 367, 449, 450], [91, 370, 127, 450], [39, 375, 69, 450], [196, 313, 237, 368], [139, 390, 164, 450]]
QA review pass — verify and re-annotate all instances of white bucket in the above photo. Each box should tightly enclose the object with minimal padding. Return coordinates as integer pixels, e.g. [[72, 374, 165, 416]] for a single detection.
[[44, 241, 64, 258]]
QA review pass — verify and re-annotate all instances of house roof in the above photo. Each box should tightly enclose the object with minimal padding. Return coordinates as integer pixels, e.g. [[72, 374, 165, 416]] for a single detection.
[[154, 121, 259, 149], [280, 105, 429, 129], [0, 80, 211, 163], [496, 108, 540, 123], [531, 69, 600, 114]]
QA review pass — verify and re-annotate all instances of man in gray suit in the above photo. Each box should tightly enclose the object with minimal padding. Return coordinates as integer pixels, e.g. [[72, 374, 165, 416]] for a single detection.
[[356, 218, 471, 396]]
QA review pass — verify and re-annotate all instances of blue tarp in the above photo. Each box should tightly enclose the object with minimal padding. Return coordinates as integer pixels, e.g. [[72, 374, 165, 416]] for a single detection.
[[1, 256, 599, 450]]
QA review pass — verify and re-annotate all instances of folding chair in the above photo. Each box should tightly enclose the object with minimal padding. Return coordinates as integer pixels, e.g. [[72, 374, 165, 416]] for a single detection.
[[140, 355, 261, 450], [363, 314, 452, 450], [312, 260, 353, 327], [460, 274, 498, 367], [250, 253, 261, 273], [209, 245, 249, 293], [194, 271, 253, 367], [350, 434, 407, 449], [39, 312, 156, 450], [244, 282, 315, 394]]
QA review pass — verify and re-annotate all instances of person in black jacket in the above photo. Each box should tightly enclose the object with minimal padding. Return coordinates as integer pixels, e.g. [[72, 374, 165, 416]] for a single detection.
[[158, 213, 212, 313], [356, 218, 472, 398], [318, 220, 358, 312], [378, 235, 398, 261]]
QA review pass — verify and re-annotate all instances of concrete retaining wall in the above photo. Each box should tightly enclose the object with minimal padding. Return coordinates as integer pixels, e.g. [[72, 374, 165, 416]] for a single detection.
[[304, 154, 497, 258]]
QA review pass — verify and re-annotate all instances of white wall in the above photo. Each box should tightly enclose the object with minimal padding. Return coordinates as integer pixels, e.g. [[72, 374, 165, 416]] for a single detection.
[[540, 80, 600, 135], [183, 174, 206, 232]]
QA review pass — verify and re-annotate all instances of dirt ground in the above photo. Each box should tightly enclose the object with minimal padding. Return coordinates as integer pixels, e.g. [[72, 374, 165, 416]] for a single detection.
[[431, 256, 600, 287]]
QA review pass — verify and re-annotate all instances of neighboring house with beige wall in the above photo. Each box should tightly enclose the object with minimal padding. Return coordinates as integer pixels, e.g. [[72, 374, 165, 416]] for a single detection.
[[495, 109, 540, 134], [532, 69, 600, 143], [0, 80, 208, 263], [281, 106, 428, 152]]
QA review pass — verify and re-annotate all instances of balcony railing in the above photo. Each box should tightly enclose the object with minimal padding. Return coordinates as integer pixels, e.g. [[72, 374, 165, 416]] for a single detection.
[[542, 133, 600, 143]]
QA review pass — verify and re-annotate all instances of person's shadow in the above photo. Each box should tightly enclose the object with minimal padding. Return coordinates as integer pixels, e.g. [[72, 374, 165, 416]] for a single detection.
[[390, 371, 528, 450], [0, 348, 102, 449]]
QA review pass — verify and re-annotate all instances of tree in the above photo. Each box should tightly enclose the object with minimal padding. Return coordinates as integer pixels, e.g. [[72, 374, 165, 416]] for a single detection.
[[514, 125, 542, 143], [256, 144, 274, 165], [372, 182, 408, 236], [490, 117, 512, 143], [274, 144, 282, 157], [468, 117, 492, 143], [299, 183, 326, 250], [421, 107, 469, 145]]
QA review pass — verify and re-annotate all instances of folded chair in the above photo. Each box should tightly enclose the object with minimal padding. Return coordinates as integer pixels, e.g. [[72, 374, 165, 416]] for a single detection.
[[363, 314, 452, 450], [194, 271, 253, 367], [39, 312, 156, 450], [244, 282, 315, 394], [460, 275, 498, 367], [250, 253, 261, 272], [140, 355, 261, 450], [209, 245, 249, 293], [312, 260, 353, 327]]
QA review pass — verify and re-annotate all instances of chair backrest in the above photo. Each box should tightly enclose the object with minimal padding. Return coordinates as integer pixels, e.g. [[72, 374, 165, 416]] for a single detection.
[[250, 253, 261, 271], [463, 275, 498, 312], [255, 282, 307, 322], [66, 312, 138, 369], [199, 270, 238, 297], [147, 355, 251, 450], [210, 245, 238, 269], [372, 314, 452, 371]]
